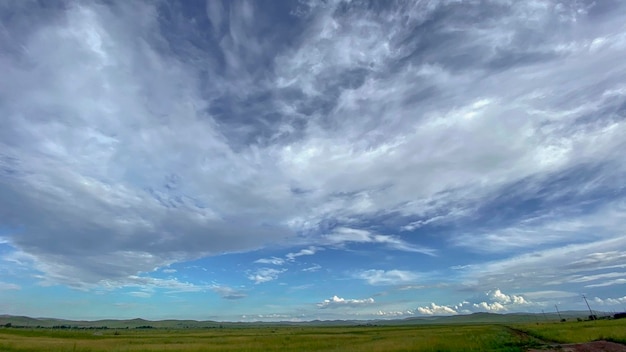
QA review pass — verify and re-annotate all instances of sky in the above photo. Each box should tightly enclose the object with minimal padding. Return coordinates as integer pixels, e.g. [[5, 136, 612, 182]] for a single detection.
[[0, 0, 626, 322]]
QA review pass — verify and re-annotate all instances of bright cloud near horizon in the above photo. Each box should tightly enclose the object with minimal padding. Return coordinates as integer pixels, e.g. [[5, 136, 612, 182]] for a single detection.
[[1, 0, 626, 321]]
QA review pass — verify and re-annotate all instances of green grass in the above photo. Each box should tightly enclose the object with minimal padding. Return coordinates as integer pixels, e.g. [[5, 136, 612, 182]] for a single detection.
[[513, 319, 626, 344], [0, 319, 624, 351], [0, 325, 544, 352]]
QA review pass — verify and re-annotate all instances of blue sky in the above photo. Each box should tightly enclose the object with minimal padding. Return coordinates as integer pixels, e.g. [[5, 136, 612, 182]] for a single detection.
[[1, 0, 626, 321]]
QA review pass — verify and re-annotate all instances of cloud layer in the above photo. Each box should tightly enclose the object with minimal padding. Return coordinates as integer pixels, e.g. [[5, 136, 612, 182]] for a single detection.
[[1, 0, 625, 320]]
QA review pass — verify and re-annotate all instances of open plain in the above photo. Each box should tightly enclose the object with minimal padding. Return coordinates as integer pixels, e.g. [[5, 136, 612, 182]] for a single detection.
[[0, 318, 624, 352]]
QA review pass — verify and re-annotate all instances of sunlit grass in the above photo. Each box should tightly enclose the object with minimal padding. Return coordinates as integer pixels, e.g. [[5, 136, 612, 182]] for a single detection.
[[0, 325, 544, 352], [2, 319, 625, 351], [513, 319, 626, 344]]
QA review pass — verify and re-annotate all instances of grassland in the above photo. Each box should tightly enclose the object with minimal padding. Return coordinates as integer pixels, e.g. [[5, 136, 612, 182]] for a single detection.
[[0, 319, 623, 351], [513, 318, 626, 344]]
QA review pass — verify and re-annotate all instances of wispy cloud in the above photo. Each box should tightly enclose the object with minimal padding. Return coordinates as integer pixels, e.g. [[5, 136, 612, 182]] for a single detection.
[[211, 285, 247, 300], [286, 247, 320, 261], [323, 227, 436, 256], [254, 257, 285, 266], [247, 268, 287, 284], [458, 236, 626, 291], [521, 291, 579, 301], [584, 278, 626, 288], [128, 291, 152, 298], [1, 0, 626, 320], [0, 281, 20, 291], [302, 264, 321, 273], [355, 270, 420, 286]]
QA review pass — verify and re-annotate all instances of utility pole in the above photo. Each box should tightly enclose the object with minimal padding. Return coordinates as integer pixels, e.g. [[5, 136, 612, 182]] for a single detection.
[[541, 309, 548, 321], [582, 295, 595, 320], [555, 305, 563, 321]]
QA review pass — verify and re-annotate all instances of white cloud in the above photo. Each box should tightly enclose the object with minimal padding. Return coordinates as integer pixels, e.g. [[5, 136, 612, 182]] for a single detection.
[[401, 216, 445, 231], [473, 289, 530, 312], [473, 301, 506, 312], [355, 269, 420, 286], [128, 291, 151, 298], [522, 291, 579, 300], [585, 278, 626, 288], [375, 310, 415, 317], [323, 227, 436, 255], [317, 295, 375, 309], [0, 281, 20, 291], [254, 257, 285, 265], [488, 289, 527, 305], [286, 247, 320, 261], [247, 268, 287, 284], [452, 201, 626, 254], [121, 276, 206, 294], [593, 296, 626, 306], [417, 303, 457, 315], [460, 236, 626, 291], [1, 0, 626, 303], [302, 264, 321, 272], [211, 285, 247, 300], [418, 289, 530, 316], [569, 272, 626, 283], [0, 0, 294, 287]]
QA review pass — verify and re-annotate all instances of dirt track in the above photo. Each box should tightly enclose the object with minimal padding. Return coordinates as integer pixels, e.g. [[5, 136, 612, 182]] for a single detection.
[[528, 340, 626, 352]]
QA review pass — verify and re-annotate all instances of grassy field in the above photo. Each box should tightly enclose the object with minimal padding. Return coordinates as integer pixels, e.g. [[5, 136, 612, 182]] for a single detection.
[[513, 318, 626, 344], [0, 319, 624, 351]]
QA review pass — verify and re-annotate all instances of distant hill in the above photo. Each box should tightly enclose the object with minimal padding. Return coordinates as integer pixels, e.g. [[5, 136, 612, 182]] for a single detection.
[[0, 315, 221, 329], [0, 311, 600, 329]]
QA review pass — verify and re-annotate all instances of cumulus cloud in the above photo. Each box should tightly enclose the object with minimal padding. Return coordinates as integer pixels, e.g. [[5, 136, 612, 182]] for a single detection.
[[317, 295, 375, 309], [488, 289, 527, 305], [375, 310, 415, 317], [593, 296, 626, 306], [469, 289, 530, 313], [417, 289, 530, 315], [355, 269, 420, 286], [417, 303, 457, 316], [472, 301, 506, 313]]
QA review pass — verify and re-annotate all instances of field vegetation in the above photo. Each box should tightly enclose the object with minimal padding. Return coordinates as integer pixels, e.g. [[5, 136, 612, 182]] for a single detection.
[[0, 319, 623, 351], [513, 318, 626, 344]]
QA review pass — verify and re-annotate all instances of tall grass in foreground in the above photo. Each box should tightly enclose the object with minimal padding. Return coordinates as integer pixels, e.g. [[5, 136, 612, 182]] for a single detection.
[[0, 325, 543, 352]]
